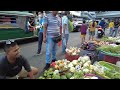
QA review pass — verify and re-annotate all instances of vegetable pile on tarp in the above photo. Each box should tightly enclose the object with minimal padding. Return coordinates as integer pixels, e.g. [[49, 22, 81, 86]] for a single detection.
[[101, 36, 120, 43], [93, 61, 120, 79], [97, 44, 120, 56], [39, 56, 99, 79]]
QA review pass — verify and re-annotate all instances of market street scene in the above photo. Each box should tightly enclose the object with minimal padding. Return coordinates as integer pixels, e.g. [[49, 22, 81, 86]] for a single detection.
[[0, 11, 120, 79]]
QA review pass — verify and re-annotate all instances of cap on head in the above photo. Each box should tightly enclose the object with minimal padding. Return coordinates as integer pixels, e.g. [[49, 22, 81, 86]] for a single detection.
[[4, 39, 17, 53]]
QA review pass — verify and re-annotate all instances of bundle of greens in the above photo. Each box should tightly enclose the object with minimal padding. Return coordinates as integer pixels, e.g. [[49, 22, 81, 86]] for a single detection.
[[97, 45, 120, 54]]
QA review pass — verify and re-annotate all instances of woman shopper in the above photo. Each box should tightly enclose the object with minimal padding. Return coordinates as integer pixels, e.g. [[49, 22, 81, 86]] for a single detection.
[[89, 20, 97, 41]]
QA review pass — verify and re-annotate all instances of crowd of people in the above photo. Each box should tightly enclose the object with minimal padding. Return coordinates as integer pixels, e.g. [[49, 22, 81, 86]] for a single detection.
[[0, 11, 120, 79], [80, 18, 120, 44]]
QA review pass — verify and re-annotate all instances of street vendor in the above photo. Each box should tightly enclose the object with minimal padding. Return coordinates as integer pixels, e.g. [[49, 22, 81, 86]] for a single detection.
[[0, 40, 38, 79]]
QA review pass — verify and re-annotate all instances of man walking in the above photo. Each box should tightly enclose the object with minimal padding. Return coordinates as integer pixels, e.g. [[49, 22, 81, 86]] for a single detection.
[[43, 11, 61, 70]]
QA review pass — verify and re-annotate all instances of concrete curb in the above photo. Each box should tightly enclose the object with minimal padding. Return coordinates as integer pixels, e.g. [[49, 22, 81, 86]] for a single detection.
[[0, 36, 38, 49]]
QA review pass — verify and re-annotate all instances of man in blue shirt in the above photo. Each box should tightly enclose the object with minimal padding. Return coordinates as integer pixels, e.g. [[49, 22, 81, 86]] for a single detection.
[[99, 18, 106, 35], [37, 11, 44, 55]]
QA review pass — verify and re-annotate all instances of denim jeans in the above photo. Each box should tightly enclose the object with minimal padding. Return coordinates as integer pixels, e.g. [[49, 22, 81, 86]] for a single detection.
[[109, 27, 113, 35], [46, 36, 57, 64], [62, 34, 69, 53], [111, 27, 118, 37], [37, 32, 43, 54]]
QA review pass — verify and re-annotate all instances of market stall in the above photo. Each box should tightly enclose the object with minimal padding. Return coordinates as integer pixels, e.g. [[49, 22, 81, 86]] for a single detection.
[[96, 37, 120, 64], [38, 36, 120, 79], [39, 57, 120, 79]]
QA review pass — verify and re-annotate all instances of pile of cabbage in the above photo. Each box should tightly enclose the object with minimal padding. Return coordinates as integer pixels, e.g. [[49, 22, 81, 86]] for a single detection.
[[65, 47, 80, 55], [39, 56, 99, 79]]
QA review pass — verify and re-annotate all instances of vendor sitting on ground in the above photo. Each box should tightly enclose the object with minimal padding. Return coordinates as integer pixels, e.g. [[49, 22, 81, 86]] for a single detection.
[[0, 40, 38, 79]]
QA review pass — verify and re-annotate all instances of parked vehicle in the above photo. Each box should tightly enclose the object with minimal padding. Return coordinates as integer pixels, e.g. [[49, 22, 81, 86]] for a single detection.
[[73, 20, 83, 32]]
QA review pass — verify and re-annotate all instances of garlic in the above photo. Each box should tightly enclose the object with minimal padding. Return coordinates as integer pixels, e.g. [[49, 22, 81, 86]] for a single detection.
[[91, 77, 98, 79]]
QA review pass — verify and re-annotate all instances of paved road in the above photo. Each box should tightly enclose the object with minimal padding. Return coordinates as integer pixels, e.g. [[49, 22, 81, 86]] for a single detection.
[[0, 29, 110, 78]]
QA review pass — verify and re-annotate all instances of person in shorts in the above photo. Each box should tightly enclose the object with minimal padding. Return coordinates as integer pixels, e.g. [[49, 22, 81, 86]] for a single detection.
[[80, 20, 88, 44], [89, 20, 97, 41]]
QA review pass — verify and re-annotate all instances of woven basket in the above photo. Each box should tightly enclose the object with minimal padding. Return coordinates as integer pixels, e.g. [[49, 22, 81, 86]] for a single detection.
[[65, 53, 80, 62]]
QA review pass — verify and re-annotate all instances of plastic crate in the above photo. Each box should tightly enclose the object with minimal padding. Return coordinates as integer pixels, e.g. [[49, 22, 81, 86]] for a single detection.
[[98, 51, 105, 60], [65, 53, 80, 62], [104, 55, 120, 64]]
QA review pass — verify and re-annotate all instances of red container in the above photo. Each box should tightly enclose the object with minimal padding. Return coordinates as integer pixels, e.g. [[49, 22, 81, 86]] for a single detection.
[[65, 53, 80, 62], [104, 55, 120, 64]]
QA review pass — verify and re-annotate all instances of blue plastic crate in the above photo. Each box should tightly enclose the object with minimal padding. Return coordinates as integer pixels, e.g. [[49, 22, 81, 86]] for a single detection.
[[98, 51, 105, 60]]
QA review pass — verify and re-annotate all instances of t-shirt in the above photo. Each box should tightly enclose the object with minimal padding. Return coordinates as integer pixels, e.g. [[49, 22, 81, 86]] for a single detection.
[[30, 19, 35, 26], [62, 16, 69, 34], [99, 20, 106, 28], [43, 13, 61, 38], [114, 21, 119, 28], [80, 24, 88, 34], [0, 55, 31, 79], [39, 17, 44, 33], [89, 21, 97, 31], [109, 22, 114, 28]]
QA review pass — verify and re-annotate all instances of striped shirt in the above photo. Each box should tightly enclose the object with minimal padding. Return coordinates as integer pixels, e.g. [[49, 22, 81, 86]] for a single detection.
[[43, 13, 61, 37]]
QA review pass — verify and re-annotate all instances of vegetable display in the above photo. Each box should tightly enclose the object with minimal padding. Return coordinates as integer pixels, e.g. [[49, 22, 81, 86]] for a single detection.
[[93, 61, 120, 79], [101, 36, 120, 43], [39, 56, 99, 79], [97, 45, 120, 56]]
